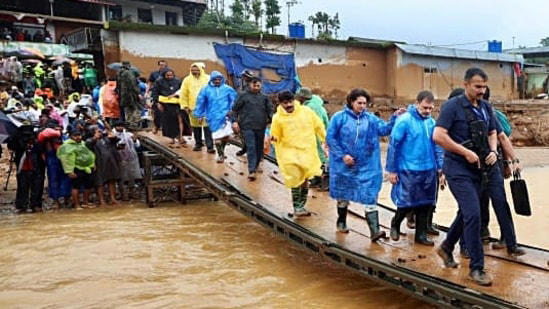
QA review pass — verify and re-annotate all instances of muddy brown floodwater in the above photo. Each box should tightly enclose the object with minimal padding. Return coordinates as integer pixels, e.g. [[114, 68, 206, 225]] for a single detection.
[[0, 147, 547, 308], [0, 202, 429, 308]]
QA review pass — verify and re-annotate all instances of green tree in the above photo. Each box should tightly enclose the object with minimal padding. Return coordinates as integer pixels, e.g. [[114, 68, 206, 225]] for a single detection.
[[198, 10, 223, 29], [540, 37, 549, 47], [251, 0, 263, 28], [231, 0, 245, 25], [329, 13, 340, 39], [264, 0, 281, 34], [308, 14, 318, 37], [242, 0, 251, 20], [309, 11, 340, 40]]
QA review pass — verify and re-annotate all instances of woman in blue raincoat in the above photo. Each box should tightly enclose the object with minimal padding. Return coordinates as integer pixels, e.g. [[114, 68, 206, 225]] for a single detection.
[[385, 90, 444, 246], [327, 88, 404, 241], [194, 71, 237, 163]]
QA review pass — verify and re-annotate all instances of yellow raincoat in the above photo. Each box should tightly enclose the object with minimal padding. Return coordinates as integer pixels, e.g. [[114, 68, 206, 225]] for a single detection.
[[179, 62, 210, 127], [271, 102, 326, 188]]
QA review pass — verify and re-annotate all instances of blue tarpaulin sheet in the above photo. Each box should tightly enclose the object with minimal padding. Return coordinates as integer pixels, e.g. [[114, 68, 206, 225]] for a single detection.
[[213, 43, 300, 94]]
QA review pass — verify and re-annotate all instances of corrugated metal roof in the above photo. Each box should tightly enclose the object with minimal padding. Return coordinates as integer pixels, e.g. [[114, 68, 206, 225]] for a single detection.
[[505, 46, 549, 55], [396, 43, 523, 63], [72, 0, 116, 6]]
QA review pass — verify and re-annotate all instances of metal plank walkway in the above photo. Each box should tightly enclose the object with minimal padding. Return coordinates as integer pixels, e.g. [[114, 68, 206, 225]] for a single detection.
[[138, 132, 549, 309]]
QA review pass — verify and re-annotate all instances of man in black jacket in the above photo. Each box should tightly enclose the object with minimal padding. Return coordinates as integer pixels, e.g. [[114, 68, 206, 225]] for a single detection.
[[8, 126, 45, 213], [232, 77, 273, 180]]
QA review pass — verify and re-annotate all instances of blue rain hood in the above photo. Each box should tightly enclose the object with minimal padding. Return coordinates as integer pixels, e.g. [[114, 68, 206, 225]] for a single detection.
[[208, 71, 226, 86], [193, 71, 237, 132], [385, 104, 444, 208], [327, 106, 397, 205]]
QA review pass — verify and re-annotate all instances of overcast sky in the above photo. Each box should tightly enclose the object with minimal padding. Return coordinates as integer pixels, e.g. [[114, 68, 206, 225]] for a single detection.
[[224, 0, 548, 50]]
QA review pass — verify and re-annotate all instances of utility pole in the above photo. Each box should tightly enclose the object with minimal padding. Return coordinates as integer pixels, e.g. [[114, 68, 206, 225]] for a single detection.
[[286, 0, 299, 33], [512, 36, 516, 49]]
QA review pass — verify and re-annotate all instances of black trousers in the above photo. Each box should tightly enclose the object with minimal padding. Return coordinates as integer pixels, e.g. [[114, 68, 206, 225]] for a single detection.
[[193, 126, 213, 149], [15, 170, 45, 210]]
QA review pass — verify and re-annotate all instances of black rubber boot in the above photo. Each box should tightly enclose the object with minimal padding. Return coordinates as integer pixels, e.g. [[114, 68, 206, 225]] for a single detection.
[[390, 208, 407, 241], [309, 176, 322, 188], [406, 211, 416, 229], [336, 203, 349, 233], [414, 207, 434, 246], [426, 206, 440, 235], [365, 210, 386, 242]]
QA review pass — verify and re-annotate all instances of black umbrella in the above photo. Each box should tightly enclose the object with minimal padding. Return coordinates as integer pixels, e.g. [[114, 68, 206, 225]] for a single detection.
[[0, 111, 17, 143], [107, 62, 140, 74]]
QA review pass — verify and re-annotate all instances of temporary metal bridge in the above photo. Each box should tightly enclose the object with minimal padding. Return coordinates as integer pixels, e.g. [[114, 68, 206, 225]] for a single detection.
[[138, 132, 549, 309]]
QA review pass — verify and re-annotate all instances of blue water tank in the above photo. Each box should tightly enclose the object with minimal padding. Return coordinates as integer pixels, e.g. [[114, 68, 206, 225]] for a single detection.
[[488, 40, 503, 53], [289, 23, 305, 39]]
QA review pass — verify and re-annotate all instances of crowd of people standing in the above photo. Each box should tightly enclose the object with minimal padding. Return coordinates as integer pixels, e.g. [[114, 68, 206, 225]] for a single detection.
[[1, 57, 528, 286]]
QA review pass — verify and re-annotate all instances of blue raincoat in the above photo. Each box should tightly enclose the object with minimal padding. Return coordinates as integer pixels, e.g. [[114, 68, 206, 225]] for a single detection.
[[327, 106, 397, 205], [385, 105, 444, 208], [194, 71, 237, 132]]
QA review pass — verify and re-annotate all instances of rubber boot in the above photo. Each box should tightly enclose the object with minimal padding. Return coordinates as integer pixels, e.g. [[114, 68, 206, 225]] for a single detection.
[[336, 202, 349, 233], [426, 206, 440, 235], [414, 207, 434, 246], [390, 208, 407, 241], [309, 176, 321, 188], [406, 211, 415, 229], [365, 210, 386, 242]]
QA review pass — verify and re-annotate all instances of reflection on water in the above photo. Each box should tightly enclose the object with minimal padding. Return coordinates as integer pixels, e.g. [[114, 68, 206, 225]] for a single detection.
[[0, 202, 429, 308]]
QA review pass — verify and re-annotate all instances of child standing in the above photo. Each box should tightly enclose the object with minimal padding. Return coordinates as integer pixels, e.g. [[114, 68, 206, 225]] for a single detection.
[[57, 129, 95, 209]]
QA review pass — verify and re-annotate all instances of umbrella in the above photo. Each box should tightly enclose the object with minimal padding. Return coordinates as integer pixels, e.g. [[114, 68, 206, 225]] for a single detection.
[[48, 56, 72, 66], [21, 47, 45, 59], [7, 111, 36, 127], [107, 62, 140, 74], [5, 48, 45, 60], [52, 58, 72, 66], [21, 59, 43, 65], [0, 111, 17, 144]]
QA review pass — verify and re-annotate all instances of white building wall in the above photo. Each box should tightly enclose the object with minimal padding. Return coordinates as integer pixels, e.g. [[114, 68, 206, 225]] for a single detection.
[[119, 31, 243, 64], [293, 43, 347, 67], [114, 0, 185, 25]]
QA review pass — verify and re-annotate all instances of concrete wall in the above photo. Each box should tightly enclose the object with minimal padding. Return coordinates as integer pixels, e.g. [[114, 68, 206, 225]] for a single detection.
[[109, 31, 242, 80], [114, 0, 185, 26], [110, 30, 391, 103], [391, 47, 516, 102]]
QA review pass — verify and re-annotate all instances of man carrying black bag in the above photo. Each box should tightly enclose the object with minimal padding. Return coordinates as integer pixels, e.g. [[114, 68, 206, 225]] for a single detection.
[[433, 68, 524, 287]]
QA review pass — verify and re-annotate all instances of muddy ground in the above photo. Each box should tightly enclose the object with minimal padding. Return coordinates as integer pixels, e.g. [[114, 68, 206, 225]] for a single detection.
[[323, 99, 549, 147]]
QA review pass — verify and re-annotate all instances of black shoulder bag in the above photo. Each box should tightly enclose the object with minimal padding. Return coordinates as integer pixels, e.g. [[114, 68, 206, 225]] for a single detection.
[[510, 170, 532, 216]]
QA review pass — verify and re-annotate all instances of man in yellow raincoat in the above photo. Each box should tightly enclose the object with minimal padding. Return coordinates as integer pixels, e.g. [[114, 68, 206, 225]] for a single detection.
[[271, 91, 326, 217], [179, 62, 214, 152]]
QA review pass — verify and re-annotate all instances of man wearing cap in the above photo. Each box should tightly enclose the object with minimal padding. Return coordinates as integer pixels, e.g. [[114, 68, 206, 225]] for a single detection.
[[295, 87, 329, 188], [116, 61, 141, 130]]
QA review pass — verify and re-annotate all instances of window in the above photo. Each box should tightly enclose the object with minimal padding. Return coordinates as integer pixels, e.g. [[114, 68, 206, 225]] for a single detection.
[[109, 5, 122, 21], [424, 67, 437, 73], [137, 8, 153, 24], [165, 11, 178, 26]]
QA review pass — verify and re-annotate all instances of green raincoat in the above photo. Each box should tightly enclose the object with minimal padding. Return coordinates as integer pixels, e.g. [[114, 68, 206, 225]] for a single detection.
[[57, 139, 96, 174], [303, 95, 329, 164]]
